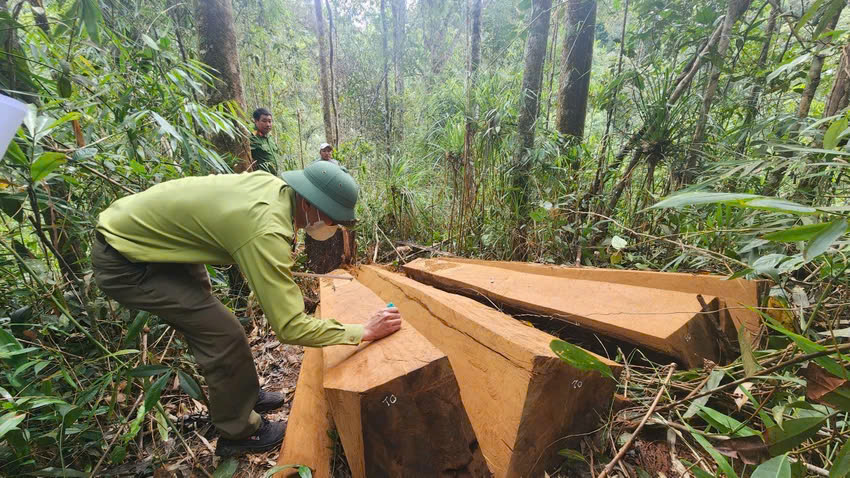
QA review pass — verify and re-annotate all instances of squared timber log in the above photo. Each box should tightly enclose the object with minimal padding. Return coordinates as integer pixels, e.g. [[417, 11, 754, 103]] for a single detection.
[[321, 271, 490, 478], [355, 265, 622, 478], [401, 258, 731, 368], [435, 257, 763, 338], [275, 346, 333, 478]]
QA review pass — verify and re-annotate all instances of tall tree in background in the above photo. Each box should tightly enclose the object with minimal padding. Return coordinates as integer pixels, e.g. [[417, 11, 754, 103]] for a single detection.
[[680, 0, 752, 186], [197, 0, 251, 171], [314, 0, 337, 147], [197, 0, 252, 305], [556, 0, 597, 142], [380, 0, 391, 152], [763, 2, 845, 194], [391, 0, 406, 141], [512, 0, 552, 259]]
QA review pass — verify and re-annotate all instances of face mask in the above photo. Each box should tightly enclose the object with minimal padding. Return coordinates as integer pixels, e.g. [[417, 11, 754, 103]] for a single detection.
[[304, 206, 338, 241]]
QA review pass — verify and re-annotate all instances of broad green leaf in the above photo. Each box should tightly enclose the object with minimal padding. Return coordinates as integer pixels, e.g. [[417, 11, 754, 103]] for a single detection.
[[0, 412, 25, 440], [611, 235, 627, 250], [558, 448, 587, 462], [178, 369, 206, 404], [213, 457, 239, 477], [803, 219, 847, 261], [823, 117, 848, 150], [763, 223, 831, 242], [814, 0, 845, 38], [681, 460, 716, 478], [767, 53, 813, 83], [741, 198, 817, 215], [262, 465, 312, 478], [831, 438, 850, 478], [5, 137, 27, 166], [298, 466, 312, 478], [698, 406, 758, 436], [45, 111, 81, 132], [141, 33, 160, 51], [794, 0, 825, 34], [80, 0, 102, 44], [653, 192, 760, 209], [689, 427, 739, 478], [752, 454, 792, 478], [128, 364, 171, 377], [31, 152, 67, 182], [151, 111, 182, 140], [550, 339, 615, 380], [0, 328, 25, 368], [684, 369, 725, 418], [142, 371, 172, 415], [766, 318, 847, 379], [124, 311, 148, 345], [765, 416, 827, 455]]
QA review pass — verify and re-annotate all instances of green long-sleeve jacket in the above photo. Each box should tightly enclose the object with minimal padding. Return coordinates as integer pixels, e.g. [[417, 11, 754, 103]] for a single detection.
[[96, 172, 363, 346], [250, 131, 280, 174]]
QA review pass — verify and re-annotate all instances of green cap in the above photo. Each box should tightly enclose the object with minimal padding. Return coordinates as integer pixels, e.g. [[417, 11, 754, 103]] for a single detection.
[[281, 161, 359, 223]]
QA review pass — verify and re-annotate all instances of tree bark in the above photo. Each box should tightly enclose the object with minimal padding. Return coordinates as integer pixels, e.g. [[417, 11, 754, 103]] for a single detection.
[[556, 0, 597, 141], [680, 0, 753, 185], [737, 2, 778, 153], [197, 0, 251, 304], [325, 0, 340, 147], [314, 0, 337, 146], [512, 0, 552, 259], [380, 0, 391, 154], [391, 0, 406, 142], [825, 43, 850, 117], [197, 0, 251, 171], [460, 0, 482, 242]]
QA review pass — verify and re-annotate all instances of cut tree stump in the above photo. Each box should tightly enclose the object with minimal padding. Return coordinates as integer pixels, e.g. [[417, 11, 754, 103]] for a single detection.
[[305, 227, 355, 274], [320, 270, 490, 478], [401, 258, 728, 368], [433, 257, 763, 337], [355, 265, 621, 478], [275, 345, 333, 478]]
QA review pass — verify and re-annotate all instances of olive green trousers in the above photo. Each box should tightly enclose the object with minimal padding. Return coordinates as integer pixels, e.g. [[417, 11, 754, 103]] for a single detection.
[[91, 233, 262, 439]]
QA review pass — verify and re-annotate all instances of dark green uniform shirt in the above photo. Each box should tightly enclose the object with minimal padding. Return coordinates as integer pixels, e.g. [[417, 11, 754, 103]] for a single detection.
[[250, 131, 280, 174]]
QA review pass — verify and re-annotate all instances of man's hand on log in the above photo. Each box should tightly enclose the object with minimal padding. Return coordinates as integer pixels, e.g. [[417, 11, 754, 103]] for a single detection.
[[362, 307, 402, 342]]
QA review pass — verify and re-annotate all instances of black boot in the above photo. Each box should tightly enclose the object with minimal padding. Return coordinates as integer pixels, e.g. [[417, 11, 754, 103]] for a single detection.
[[254, 388, 286, 413], [215, 418, 286, 456]]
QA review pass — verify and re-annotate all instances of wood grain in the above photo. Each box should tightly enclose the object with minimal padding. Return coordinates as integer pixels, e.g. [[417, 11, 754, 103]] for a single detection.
[[356, 265, 621, 478]]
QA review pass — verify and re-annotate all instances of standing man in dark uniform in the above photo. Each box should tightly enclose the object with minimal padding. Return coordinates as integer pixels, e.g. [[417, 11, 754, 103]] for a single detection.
[[249, 108, 280, 174]]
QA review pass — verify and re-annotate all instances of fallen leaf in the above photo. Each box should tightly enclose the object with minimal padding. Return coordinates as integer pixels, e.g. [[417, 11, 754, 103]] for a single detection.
[[714, 435, 769, 465], [766, 296, 795, 331], [802, 363, 848, 401], [733, 382, 754, 411]]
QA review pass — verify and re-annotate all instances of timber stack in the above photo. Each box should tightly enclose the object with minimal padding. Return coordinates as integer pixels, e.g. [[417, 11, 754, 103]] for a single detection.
[[278, 258, 762, 477]]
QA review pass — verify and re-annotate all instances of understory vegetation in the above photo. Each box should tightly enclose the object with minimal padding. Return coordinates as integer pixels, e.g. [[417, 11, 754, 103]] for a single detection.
[[1, 0, 849, 476]]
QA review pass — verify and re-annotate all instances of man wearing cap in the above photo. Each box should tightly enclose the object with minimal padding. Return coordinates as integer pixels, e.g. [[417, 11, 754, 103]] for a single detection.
[[91, 162, 402, 456], [318, 142, 338, 165], [249, 107, 280, 174]]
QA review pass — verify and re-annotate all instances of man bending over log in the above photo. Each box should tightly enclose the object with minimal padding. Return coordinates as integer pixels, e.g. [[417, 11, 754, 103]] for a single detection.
[[91, 162, 402, 456]]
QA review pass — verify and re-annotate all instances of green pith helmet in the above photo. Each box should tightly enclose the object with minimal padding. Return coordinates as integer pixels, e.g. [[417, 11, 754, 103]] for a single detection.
[[281, 161, 359, 223]]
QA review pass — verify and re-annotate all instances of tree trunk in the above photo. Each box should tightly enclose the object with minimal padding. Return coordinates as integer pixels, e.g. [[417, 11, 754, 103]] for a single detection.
[[680, 0, 753, 185], [737, 2, 778, 153], [555, 0, 597, 141], [380, 0, 391, 154], [197, 0, 251, 305], [314, 0, 337, 146], [511, 0, 552, 259], [197, 0, 251, 170], [325, 0, 340, 147], [825, 43, 850, 117], [460, 0, 482, 246], [391, 0, 406, 142], [0, 0, 37, 97], [763, 5, 844, 194]]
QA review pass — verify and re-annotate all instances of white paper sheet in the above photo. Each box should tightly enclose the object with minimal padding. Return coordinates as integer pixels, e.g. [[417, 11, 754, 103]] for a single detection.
[[0, 94, 29, 159]]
